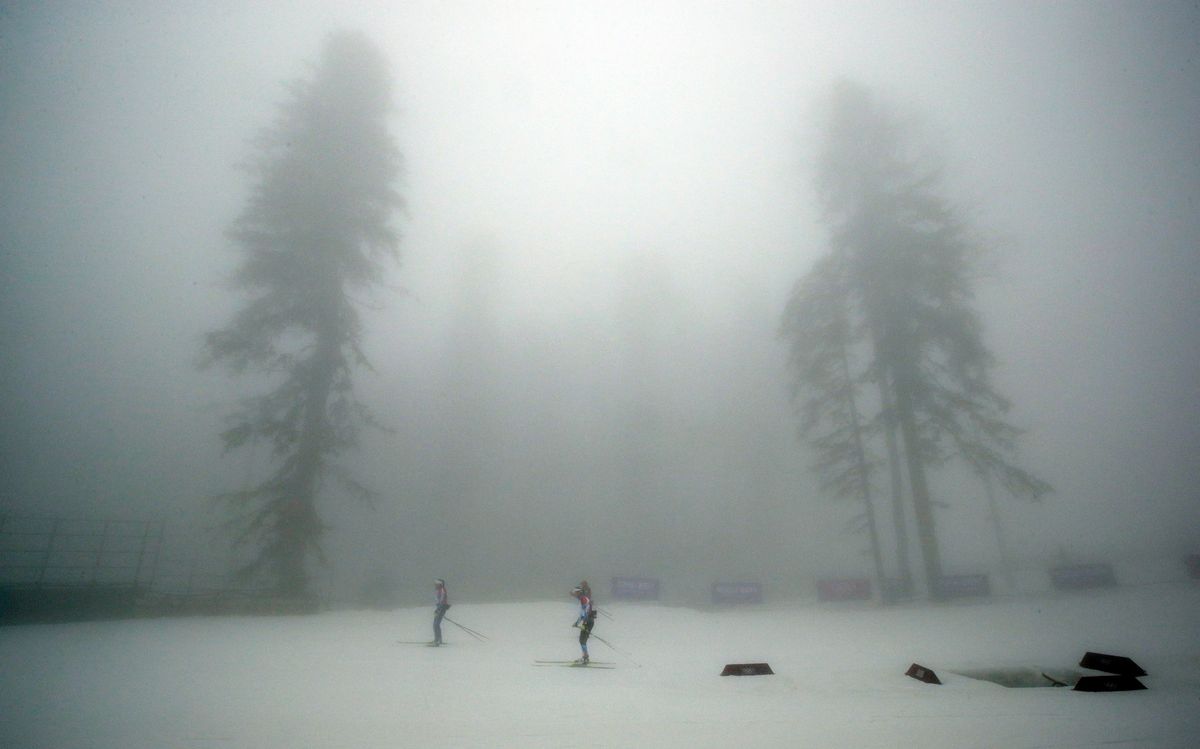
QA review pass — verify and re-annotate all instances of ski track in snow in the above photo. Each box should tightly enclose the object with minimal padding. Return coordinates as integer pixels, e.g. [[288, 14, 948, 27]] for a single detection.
[[2, 584, 1198, 748]]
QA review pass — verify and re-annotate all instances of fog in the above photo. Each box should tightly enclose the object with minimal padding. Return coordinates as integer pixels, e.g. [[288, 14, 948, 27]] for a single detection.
[[2, 1, 1197, 604]]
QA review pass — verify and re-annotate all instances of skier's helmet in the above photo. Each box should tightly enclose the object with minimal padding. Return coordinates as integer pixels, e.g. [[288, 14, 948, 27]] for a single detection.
[[434, 578, 445, 587]]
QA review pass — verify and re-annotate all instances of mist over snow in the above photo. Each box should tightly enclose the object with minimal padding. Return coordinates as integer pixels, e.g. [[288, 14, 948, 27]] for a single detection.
[[2, 1, 1198, 605]]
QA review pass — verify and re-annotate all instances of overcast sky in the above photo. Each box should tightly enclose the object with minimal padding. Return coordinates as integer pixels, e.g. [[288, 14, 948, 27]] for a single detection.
[[2, 1, 1197, 601]]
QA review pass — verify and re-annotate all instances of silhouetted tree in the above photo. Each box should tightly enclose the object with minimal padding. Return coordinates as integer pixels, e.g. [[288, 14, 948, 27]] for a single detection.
[[791, 80, 1048, 598], [780, 252, 887, 594], [200, 32, 403, 596]]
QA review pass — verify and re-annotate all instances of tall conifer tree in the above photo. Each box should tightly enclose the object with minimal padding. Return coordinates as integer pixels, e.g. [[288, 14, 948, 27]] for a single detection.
[[200, 32, 403, 596], [784, 81, 1048, 599], [780, 253, 887, 593]]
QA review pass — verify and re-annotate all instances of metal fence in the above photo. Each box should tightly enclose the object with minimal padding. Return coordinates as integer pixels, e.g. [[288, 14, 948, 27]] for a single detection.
[[0, 513, 317, 623], [0, 514, 229, 594]]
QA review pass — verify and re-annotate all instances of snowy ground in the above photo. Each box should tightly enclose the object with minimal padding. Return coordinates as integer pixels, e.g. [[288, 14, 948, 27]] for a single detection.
[[2, 583, 1198, 748]]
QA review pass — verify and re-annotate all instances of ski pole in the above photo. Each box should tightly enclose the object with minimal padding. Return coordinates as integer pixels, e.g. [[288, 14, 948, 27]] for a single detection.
[[448, 618, 488, 640], [587, 631, 629, 658], [574, 625, 639, 666], [445, 616, 488, 641]]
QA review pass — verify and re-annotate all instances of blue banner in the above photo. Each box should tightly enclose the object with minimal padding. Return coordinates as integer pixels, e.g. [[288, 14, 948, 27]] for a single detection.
[[1049, 563, 1116, 590], [711, 581, 763, 605], [817, 578, 872, 601], [933, 574, 991, 599], [610, 576, 660, 600]]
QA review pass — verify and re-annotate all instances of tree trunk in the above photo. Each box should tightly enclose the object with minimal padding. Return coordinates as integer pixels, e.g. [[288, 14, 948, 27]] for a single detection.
[[877, 366, 913, 600], [890, 362, 943, 598], [838, 342, 887, 602], [277, 307, 339, 597], [981, 470, 1016, 594]]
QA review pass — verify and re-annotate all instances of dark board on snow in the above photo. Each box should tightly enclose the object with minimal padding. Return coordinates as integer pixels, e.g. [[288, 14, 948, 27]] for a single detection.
[[1079, 651, 1146, 677], [721, 662, 774, 676], [905, 663, 941, 684], [1074, 674, 1146, 692]]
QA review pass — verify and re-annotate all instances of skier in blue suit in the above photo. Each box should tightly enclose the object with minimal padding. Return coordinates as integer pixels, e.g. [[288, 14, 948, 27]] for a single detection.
[[571, 585, 597, 664]]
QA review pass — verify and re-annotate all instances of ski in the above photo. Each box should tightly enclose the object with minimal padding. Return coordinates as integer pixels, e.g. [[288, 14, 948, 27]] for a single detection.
[[396, 640, 447, 646], [534, 659, 614, 665], [533, 661, 615, 669]]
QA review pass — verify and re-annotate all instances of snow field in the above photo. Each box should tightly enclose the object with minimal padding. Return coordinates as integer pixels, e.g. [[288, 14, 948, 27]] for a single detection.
[[2, 583, 1198, 748]]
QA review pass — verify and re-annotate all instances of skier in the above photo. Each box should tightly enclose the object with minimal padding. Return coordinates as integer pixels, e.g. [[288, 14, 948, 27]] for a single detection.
[[432, 578, 450, 646], [571, 584, 597, 664], [579, 579, 599, 619]]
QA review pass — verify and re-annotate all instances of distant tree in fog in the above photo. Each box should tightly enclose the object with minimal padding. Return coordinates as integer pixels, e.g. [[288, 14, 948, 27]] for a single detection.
[[785, 80, 1049, 599], [199, 32, 403, 596], [779, 252, 887, 595]]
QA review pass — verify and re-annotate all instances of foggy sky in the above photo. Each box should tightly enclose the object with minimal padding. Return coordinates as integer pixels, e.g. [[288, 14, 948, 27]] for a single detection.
[[2, 1, 1197, 602]]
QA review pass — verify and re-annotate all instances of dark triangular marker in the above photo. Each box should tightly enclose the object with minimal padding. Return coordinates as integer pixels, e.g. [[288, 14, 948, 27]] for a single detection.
[[1073, 674, 1146, 692], [905, 663, 941, 684], [1079, 652, 1146, 677], [720, 662, 774, 676]]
